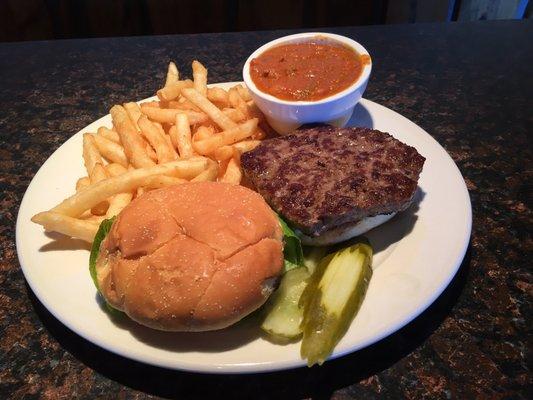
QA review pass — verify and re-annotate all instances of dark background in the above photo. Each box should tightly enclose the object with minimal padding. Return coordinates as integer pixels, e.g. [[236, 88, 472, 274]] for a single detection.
[[1, 0, 531, 42]]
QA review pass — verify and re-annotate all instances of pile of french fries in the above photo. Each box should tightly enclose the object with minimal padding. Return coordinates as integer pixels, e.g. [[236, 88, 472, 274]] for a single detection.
[[32, 61, 272, 243]]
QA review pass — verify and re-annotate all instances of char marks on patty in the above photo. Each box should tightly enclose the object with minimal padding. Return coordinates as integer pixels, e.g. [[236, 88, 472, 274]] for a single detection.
[[240, 125, 425, 236]]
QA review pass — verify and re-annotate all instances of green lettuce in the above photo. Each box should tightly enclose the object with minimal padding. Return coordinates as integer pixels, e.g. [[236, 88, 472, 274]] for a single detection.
[[89, 216, 123, 315], [278, 215, 305, 273]]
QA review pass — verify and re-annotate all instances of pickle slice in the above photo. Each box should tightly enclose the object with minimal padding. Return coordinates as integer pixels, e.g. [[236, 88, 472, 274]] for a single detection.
[[300, 243, 373, 366], [261, 267, 310, 340]]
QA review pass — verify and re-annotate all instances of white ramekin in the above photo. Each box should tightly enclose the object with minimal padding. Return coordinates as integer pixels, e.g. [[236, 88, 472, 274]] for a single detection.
[[243, 32, 372, 134]]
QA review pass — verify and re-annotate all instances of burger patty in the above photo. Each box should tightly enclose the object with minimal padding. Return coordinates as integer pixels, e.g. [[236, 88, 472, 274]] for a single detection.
[[240, 125, 425, 237]]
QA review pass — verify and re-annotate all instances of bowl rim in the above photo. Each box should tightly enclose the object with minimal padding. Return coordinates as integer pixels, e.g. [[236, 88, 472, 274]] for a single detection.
[[243, 32, 372, 107]]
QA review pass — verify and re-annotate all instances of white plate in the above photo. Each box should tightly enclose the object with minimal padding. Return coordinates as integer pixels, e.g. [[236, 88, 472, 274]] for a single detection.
[[16, 82, 471, 374]]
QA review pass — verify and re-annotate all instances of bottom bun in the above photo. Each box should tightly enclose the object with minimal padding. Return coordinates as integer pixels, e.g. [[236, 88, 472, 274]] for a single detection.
[[296, 213, 396, 246]]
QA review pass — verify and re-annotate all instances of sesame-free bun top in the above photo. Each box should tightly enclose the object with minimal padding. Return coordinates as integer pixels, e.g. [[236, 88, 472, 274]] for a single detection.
[[96, 182, 283, 332]]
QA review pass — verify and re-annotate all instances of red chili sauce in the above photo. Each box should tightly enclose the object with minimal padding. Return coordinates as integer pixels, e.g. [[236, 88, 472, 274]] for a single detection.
[[250, 41, 368, 101]]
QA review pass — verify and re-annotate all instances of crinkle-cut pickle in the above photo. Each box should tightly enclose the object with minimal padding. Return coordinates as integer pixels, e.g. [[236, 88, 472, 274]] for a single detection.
[[300, 243, 373, 366]]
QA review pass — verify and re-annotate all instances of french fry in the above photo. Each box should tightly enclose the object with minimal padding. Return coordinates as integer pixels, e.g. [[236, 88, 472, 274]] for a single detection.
[[31, 212, 98, 243], [97, 127, 120, 143], [192, 60, 208, 96], [51, 157, 209, 217], [171, 114, 194, 158], [76, 176, 91, 192], [138, 115, 176, 163], [193, 118, 258, 155], [222, 107, 247, 123], [124, 102, 143, 132], [106, 192, 133, 218], [193, 125, 215, 141], [191, 160, 219, 182], [110, 105, 155, 168], [141, 136, 158, 162], [207, 87, 230, 107], [167, 99, 200, 111], [220, 155, 242, 184], [251, 126, 267, 140], [165, 61, 179, 87], [234, 139, 261, 153], [229, 87, 250, 118], [140, 105, 208, 125], [90, 163, 110, 215], [105, 163, 128, 177], [82, 133, 102, 175], [92, 134, 128, 167], [235, 84, 252, 101], [140, 101, 160, 108], [154, 122, 178, 158], [213, 145, 234, 161], [157, 79, 194, 102], [143, 175, 187, 190], [181, 88, 237, 131]]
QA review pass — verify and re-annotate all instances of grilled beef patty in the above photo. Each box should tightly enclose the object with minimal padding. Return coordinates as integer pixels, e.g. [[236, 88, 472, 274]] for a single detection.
[[240, 126, 425, 237]]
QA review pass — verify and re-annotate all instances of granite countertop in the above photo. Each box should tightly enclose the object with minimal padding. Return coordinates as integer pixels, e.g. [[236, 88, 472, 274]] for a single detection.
[[1, 20, 531, 399]]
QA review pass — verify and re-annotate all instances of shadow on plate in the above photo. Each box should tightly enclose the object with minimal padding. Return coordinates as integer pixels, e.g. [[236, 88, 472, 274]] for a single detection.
[[367, 188, 425, 260], [39, 231, 92, 252], [97, 293, 263, 352], [348, 101, 374, 129], [27, 241, 471, 400]]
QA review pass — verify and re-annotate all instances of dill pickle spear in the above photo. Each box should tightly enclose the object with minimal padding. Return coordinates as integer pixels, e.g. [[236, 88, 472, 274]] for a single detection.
[[261, 267, 310, 340], [300, 243, 373, 366]]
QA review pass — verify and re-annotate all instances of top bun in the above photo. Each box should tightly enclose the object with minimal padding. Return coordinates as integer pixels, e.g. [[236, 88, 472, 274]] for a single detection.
[[96, 182, 283, 332]]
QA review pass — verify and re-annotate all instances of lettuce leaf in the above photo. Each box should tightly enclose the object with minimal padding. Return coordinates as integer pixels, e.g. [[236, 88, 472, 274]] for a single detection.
[[89, 216, 123, 315], [89, 216, 116, 290], [278, 215, 305, 274]]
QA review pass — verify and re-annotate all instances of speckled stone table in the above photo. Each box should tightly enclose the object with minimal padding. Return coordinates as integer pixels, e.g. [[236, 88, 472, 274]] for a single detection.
[[1, 20, 531, 399]]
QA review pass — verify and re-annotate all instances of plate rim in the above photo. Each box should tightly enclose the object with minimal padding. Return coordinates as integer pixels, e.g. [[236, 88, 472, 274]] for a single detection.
[[16, 86, 472, 374]]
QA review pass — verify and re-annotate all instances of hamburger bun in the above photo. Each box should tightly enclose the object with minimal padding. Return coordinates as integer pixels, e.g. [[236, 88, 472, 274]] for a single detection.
[[95, 182, 283, 332]]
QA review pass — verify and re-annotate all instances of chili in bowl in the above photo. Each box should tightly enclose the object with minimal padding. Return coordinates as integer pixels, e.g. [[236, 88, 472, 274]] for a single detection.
[[243, 32, 372, 134]]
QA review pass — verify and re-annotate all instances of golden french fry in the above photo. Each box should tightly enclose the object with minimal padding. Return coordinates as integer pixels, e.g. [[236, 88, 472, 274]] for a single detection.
[[143, 175, 187, 190], [207, 87, 230, 107], [170, 114, 194, 159], [106, 192, 133, 218], [251, 126, 267, 140], [220, 155, 242, 184], [234, 139, 261, 153], [97, 127, 120, 143], [153, 122, 178, 158], [124, 102, 143, 132], [165, 61, 179, 87], [193, 119, 258, 155], [181, 88, 237, 131], [222, 107, 247, 123], [235, 84, 252, 102], [140, 101, 160, 108], [76, 176, 91, 192], [92, 134, 128, 167], [167, 99, 201, 111], [82, 133, 102, 175], [51, 157, 209, 217], [157, 79, 194, 102], [90, 163, 110, 215], [105, 163, 128, 177], [31, 212, 98, 243], [193, 125, 215, 141], [191, 160, 219, 182], [111, 105, 155, 168], [140, 105, 208, 125], [228, 87, 250, 118], [213, 145, 234, 161], [138, 115, 176, 163], [192, 60, 208, 96]]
